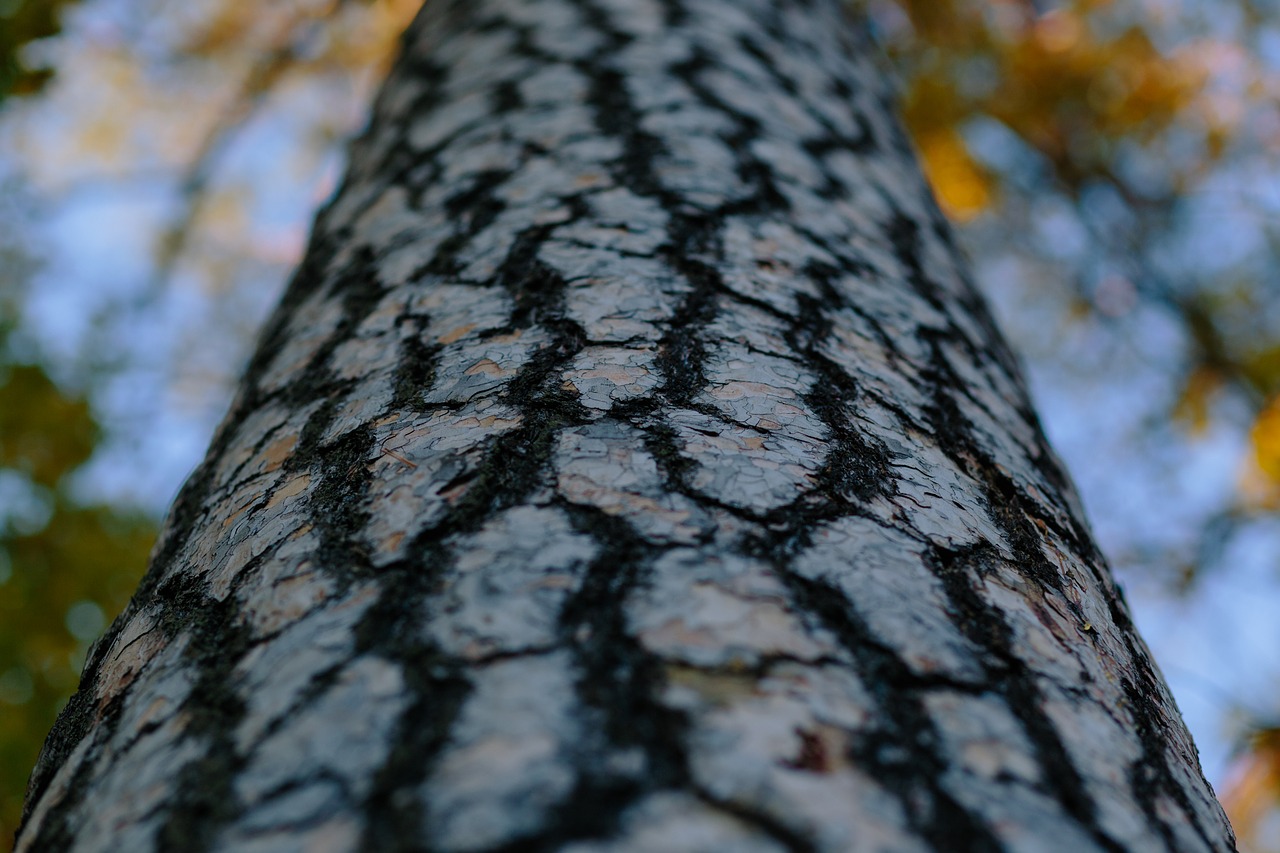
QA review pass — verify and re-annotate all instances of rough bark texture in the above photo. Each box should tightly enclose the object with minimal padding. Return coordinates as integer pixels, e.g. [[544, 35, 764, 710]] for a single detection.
[[18, 0, 1235, 850]]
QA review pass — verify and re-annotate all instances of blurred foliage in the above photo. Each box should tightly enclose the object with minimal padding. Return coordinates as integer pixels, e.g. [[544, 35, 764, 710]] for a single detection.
[[891, 0, 1210, 219], [2, 0, 1280, 849], [0, 317, 155, 842], [1225, 726, 1280, 851], [0, 0, 78, 97]]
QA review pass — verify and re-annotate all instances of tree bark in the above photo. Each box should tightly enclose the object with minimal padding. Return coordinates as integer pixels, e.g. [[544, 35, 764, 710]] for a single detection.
[[18, 0, 1235, 850]]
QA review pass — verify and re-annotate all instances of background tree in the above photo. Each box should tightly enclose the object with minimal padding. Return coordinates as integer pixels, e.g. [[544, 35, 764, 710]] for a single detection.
[[13, 0, 1239, 849], [3, 0, 1279, 849]]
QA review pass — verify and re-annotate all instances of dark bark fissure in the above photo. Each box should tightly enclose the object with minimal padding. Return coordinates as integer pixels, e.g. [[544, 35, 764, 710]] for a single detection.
[[356, 249, 592, 849], [152, 594, 253, 853], [355, 562, 471, 853], [547, 507, 693, 843], [929, 544, 1128, 853], [779, 569, 1005, 852]]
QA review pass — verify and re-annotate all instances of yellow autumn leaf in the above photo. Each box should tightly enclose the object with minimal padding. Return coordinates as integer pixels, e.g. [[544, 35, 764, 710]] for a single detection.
[[917, 127, 993, 221], [1251, 395, 1280, 482], [1172, 367, 1220, 435], [1222, 728, 1280, 853]]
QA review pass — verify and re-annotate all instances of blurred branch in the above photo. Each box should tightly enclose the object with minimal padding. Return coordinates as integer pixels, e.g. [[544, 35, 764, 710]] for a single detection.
[[144, 0, 362, 303], [1066, 164, 1268, 410]]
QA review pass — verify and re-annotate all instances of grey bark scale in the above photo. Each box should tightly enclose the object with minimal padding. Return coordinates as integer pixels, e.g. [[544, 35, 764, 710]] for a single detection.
[[18, 0, 1235, 850]]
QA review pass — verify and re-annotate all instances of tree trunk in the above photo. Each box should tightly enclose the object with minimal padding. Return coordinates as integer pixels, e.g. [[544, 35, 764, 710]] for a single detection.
[[17, 0, 1235, 850]]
